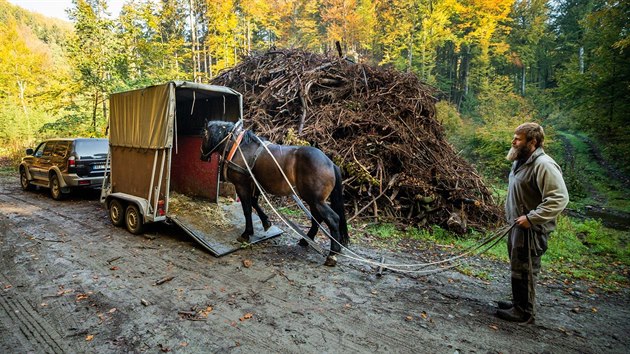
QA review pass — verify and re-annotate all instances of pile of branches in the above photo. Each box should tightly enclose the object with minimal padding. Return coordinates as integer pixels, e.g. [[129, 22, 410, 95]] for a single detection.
[[212, 49, 502, 232]]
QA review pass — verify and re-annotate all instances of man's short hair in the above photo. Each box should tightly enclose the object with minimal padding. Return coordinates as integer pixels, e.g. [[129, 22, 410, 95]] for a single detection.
[[515, 122, 544, 148]]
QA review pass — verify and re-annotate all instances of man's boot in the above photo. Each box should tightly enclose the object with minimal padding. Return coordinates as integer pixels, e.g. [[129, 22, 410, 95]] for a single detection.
[[497, 300, 512, 310], [496, 277, 533, 323], [496, 277, 519, 310]]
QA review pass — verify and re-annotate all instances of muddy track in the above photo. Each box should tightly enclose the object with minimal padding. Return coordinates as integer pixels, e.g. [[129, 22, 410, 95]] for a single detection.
[[0, 173, 629, 353]]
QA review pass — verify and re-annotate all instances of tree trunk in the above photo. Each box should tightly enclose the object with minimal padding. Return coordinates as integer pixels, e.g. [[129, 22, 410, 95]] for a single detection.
[[188, 0, 197, 82], [408, 32, 413, 73], [521, 65, 526, 96], [93, 91, 99, 133], [17, 80, 30, 139], [102, 91, 107, 131]]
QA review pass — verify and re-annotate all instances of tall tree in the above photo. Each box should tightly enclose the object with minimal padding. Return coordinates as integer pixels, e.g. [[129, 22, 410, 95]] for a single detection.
[[554, 0, 630, 173], [203, 0, 239, 77], [68, 0, 121, 132], [508, 0, 551, 95]]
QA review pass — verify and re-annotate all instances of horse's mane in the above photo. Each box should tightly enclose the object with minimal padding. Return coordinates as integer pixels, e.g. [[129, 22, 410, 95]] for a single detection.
[[211, 120, 265, 145], [242, 129, 263, 145]]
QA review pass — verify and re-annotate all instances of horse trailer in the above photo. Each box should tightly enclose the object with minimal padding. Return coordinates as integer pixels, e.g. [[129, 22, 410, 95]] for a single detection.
[[101, 81, 281, 256]]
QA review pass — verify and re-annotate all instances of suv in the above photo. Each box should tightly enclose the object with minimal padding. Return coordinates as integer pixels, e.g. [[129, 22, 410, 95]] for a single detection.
[[19, 138, 109, 200]]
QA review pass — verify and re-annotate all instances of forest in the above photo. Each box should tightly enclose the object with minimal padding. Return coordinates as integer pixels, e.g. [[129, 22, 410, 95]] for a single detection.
[[0, 0, 628, 203]]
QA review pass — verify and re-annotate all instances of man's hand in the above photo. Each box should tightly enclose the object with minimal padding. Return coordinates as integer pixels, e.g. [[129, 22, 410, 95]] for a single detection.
[[515, 215, 531, 229]]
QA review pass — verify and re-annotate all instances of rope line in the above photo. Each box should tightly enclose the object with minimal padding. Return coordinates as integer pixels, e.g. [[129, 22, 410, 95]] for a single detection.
[[228, 129, 510, 273]]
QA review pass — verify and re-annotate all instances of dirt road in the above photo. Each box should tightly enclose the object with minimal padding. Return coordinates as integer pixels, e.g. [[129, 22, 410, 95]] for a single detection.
[[0, 172, 628, 353]]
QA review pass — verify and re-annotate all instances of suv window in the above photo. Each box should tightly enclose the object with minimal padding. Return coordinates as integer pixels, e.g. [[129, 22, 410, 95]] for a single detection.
[[53, 141, 70, 157], [74, 140, 109, 159], [33, 142, 47, 157], [42, 142, 56, 157]]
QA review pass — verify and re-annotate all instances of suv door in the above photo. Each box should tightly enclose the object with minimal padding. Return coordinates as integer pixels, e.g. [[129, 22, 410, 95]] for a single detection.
[[31, 141, 55, 181], [52, 140, 71, 173]]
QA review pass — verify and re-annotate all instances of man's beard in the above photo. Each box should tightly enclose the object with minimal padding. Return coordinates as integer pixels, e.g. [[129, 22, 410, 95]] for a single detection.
[[506, 145, 529, 161]]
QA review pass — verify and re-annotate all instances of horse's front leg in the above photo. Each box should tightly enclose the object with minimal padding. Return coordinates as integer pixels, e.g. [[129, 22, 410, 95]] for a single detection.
[[252, 191, 271, 231], [235, 187, 255, 243]]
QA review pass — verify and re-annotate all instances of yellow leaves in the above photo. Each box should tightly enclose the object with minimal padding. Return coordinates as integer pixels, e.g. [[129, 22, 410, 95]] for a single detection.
[[86, 334, 94, 341], [199, 306, 213, 319], [239, 313, 253, 321]]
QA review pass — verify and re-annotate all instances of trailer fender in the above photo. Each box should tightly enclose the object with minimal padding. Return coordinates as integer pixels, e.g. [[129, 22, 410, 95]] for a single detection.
[[104, 193, 151, 222]]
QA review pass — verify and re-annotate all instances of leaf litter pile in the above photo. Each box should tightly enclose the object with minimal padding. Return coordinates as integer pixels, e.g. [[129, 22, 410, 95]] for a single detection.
[[212, 49, 502, 232]]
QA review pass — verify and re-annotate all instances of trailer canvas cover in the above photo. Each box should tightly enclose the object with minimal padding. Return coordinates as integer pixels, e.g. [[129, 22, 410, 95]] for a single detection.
[[109, 83, 174, 149]]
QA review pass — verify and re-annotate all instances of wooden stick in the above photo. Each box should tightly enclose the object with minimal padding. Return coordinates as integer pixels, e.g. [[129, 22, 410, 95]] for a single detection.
[[154, 276, 175, 286]]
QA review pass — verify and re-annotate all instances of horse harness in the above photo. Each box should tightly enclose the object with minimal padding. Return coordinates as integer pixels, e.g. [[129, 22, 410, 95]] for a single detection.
[[222, 129, 271, 179]]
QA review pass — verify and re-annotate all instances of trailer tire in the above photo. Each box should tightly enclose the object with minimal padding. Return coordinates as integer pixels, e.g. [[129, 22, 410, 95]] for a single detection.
[[108, 199, 125, 227], [125, 204, 144, 235]]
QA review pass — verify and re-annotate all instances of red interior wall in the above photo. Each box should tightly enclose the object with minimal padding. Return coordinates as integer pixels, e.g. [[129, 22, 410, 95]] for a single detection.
[[170, 136, 219, 201]]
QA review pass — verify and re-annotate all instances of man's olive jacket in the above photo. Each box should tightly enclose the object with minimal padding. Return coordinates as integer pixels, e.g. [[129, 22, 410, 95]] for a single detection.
[[505, 147, 569, 234]]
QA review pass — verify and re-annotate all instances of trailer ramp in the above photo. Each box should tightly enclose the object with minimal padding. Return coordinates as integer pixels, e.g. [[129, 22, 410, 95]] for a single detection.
[[170, 201, 282, 257]]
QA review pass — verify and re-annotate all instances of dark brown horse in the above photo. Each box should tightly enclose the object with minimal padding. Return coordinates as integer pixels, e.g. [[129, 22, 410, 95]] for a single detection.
[[200, 120, 349, 266]]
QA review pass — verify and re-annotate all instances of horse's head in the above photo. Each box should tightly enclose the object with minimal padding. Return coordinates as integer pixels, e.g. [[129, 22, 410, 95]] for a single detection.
[[200, 120, 235, 161]]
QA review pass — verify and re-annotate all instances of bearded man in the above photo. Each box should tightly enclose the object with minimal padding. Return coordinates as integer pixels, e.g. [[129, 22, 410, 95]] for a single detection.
[[497, 122, 569, 324]]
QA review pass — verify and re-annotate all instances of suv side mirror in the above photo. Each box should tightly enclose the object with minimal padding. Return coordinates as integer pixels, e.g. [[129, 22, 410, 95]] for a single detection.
[[26, 148, 34, 155]]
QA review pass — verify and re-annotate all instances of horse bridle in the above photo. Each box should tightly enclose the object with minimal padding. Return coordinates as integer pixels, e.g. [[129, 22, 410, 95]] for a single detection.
[[200, 120, 243, 161]]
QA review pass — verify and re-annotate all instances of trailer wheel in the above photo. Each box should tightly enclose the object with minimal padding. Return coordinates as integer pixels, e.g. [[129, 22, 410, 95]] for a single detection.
[[108, 199, 125, 227], [125, 204, 144, 235]]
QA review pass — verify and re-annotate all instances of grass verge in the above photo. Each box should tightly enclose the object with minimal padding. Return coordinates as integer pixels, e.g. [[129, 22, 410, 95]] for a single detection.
[[361, 214, 629, 292]]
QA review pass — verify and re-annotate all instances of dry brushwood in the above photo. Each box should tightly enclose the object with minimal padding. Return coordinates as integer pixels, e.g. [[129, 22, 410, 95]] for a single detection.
[[211, 49, 502, 232]]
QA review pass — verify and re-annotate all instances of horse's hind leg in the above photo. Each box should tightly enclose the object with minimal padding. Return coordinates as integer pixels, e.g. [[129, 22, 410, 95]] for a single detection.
[[298, 209, 323, 247], [313, 202, 342, 267], [252, 192, 271, 231]]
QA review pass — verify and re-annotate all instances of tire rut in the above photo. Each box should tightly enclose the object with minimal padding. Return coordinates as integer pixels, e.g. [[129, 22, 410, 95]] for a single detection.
[[0, 274, 71, 354]]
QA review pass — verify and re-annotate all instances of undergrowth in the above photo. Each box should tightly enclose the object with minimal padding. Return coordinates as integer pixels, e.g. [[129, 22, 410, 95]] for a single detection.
[[363, 215, 629, 291], [556, 131, 630, 213]]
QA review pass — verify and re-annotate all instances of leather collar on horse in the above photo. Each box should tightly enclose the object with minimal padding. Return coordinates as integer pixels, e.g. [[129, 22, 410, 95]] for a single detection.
[[215, 122, 271, 180]]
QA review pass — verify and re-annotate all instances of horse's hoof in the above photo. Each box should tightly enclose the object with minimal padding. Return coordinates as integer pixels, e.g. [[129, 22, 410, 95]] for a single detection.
[[323, 255, 337, 267], [298, 238, 309, 247], [262, 220, 272, 231], [237, 235, 250, 243]]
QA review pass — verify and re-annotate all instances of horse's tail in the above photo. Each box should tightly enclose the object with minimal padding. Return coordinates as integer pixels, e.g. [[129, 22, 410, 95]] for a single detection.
[[331, 164, 349, 246]]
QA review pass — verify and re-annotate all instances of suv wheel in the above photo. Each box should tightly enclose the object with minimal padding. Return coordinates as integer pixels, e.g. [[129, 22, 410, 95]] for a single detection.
[[125, 204, 144, 234], [50, 174, 65, 200], [20, 168, 32, 191], [109, 199, 125, 227]]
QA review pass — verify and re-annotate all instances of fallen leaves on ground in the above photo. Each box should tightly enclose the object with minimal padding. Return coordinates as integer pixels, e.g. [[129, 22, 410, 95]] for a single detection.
[[240, 313, 253, 321]]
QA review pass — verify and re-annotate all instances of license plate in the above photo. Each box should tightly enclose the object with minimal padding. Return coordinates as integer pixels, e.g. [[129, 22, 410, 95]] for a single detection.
[[93, 164, 106, 170]]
